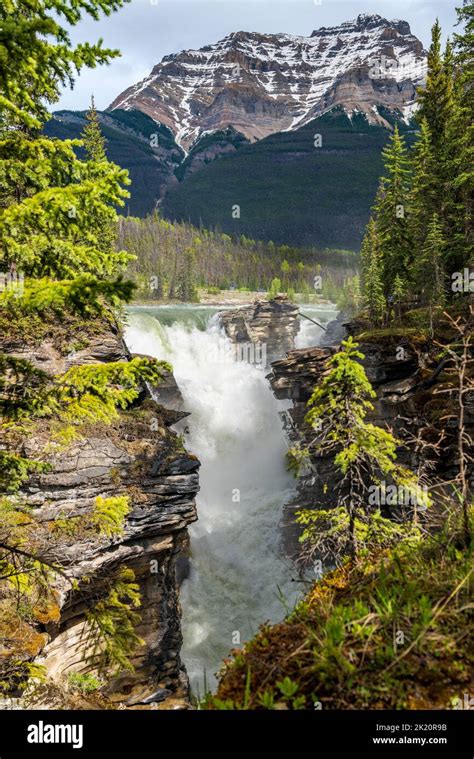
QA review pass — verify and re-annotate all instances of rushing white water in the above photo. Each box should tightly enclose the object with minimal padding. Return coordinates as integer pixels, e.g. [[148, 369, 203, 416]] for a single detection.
[[124, 303, 335, 696]]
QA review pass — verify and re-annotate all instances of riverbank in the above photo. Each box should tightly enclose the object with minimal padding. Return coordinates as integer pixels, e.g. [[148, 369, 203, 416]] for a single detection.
[[132, 290, 334, 308]]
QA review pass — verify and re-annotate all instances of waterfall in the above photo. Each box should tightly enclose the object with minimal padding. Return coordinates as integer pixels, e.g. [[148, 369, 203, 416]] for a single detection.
[[124, 304, 333, 696]]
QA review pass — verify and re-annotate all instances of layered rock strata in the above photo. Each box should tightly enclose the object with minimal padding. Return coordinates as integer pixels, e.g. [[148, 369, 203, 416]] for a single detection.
[[219, 295, 300, 365], [3, 318, 200, 709]]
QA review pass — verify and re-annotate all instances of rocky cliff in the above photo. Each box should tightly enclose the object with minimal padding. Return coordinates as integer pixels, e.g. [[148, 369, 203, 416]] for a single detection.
[[219, 295, 300, 365], [269, 314, 474, 559], [2, 314, 200, 709], [110, 14, 426, 150]]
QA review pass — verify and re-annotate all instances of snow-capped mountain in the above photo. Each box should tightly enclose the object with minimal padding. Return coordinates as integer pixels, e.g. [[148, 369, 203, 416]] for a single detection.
[[109, 13, 427, 150]]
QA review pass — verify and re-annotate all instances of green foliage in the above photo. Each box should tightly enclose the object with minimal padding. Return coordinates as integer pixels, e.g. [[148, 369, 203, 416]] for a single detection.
[[0, 276, 135, 318], [413, 212, 445, 310], [0, 354, 50, 418], [0, 1, 132, 279], [81, 95, 118, 260], [372, 128, 412, 295], [303, 338, 428, 557], [175, 248, 198, 302], [361, 8, 473, 309], [85, 567, 143, 675], [52, 357, 171, 428], [0, 0, 127, 130], [361, 219, 385, 325], [267, 277, 281, 300], [0, 452, 49, 493], [92, 495, 129, 538], [297, 507, 422, 563], [67, 672, 102, 695], [121, 212, 357, 300], [409, 118, 437, 251]]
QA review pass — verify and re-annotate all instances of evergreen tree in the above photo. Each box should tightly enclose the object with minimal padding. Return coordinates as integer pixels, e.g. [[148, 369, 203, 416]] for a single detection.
[[81, 95, 117, 259], [299, 338, 428, 557], [0, 1, 131, 279], [82, 95, 107, 163], [413, 212, 445, 324], [373, 128, 412, 295], [176, 247, 197, 302], [409, 118, 437, 252], [417, 21, 454, 155], [361, 219, 385, 325], [392, 273, 405, 322]]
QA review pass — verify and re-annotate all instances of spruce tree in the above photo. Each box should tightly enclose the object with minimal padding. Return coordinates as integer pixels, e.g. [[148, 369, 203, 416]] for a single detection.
[[373, 127, 412, 295], [392, 273, 405, 322], [361, 219, 385, 325], [82, 95, 107, 163], [176, 248, 197, 302], [81, 95, 118, 260], [417, 21, 453, 155], [300, 338, 427, 557], [409, 118, 437, 252], [413, 212, 445, 323]]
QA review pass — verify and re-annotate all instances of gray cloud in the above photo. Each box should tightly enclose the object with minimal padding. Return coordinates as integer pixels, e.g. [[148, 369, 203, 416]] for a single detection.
[[56, 0, 459, 111]]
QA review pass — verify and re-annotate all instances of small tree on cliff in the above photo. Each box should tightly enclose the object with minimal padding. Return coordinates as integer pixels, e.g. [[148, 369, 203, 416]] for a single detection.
[[296, 338, 428, 560]]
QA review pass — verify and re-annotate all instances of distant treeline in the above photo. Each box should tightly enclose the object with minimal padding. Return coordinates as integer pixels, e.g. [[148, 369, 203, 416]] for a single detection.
[[118, 212, 359, 302]]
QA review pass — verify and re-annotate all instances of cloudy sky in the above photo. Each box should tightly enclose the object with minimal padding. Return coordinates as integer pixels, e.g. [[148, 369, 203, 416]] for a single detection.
[[57, 0, 459, 111]]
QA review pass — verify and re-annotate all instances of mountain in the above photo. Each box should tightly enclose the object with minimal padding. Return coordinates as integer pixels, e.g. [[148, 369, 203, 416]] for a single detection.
[[162, 107, 416, 249], [109, 13, 426, 151], [43, 109, 184, 216], [47, 15, 426, 248]]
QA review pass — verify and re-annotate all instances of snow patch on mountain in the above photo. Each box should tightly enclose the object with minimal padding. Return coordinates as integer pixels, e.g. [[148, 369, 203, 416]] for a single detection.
[[110, 13, 426, 149]]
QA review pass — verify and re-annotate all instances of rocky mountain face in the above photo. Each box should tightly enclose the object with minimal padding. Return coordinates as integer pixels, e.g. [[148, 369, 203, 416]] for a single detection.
[[46, 16, 426, 247], [110, 14, 426, 151], [5, 317, 200, 709]]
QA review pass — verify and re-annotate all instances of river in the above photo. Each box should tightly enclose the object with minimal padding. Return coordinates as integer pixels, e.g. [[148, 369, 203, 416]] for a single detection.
[[124, 302, 337, 696]]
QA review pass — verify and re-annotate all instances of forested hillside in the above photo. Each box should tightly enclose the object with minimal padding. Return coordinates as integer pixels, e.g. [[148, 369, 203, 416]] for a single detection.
[[119, 213, 358, 302], [162, 108, 417, 250]]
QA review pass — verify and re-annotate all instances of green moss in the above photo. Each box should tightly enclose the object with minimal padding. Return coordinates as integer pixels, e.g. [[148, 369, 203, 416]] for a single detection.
[[356, 327, 427, 342], [67, 672, 102, 695]]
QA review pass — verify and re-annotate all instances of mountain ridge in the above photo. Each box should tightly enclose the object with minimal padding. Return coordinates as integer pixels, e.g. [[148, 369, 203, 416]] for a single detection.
[[109, 13, 426, 150]]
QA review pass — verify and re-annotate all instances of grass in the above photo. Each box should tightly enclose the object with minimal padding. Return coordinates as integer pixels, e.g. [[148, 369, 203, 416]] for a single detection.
[[204, 508, 473, 710]]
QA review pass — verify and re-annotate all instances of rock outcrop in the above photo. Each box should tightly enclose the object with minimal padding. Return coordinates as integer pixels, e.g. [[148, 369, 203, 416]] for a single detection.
[[3, 316, 200, 709], [219, 295, 300, 365], [269, 320, 474, 558]]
